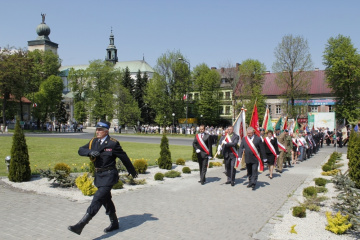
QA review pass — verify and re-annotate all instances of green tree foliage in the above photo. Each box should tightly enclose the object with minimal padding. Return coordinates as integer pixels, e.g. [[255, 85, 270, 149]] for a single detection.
[[192, 63, 221, 125], [85, 60, 116, 121], [122, 67, 134, 95], [323, 34, 360, 123], [272, 34, 313, 117], [348, 131, 360, 188], [158, 133, 172, 169], [238, 59, 267, 123], [68, 68, 88, 123], [114, 84, 140, 126], [33, 75, 64, 123], [55, 101, 68, 124], [134, 70, 150, 123], [74, 101, 87, 123], [8, 118, 31, 182]]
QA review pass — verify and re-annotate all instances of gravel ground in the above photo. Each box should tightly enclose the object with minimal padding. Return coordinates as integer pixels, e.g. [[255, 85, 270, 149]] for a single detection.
[[2, 160, 215, 203], [267, 154, 359, 240]]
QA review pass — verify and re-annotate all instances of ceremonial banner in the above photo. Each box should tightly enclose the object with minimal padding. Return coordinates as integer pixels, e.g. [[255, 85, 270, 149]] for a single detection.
[[262, 107, 269, 130], [250, 103, 260, 136]]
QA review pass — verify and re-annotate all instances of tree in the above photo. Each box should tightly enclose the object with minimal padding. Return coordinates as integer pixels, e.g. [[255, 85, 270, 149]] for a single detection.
[[158, 133, 172, 169], [272, 34, 313, 117], [114, 84, 140, 126], [122, 67, 134, 96], [134, 70, 149, 123], [238, 59, 267, 123], [33, 75, 64, 124], [8, 118, 31, 182], [192, 63, 221, 125], [323, 34, 360, 123], [68, 68, 88, 123], [55, 101, 68, 124], [85, 60, 116, 121]]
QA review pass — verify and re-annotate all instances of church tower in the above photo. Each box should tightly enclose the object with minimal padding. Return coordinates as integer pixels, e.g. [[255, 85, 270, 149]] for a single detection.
[[28, 13, 58, 54], [105, 29, 118, 64]]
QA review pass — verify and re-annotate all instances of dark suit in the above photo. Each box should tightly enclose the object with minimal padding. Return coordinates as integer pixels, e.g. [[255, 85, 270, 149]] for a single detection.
[[219, 133, 239, 183], [78, 135, 136, 217], [264, 137, 280, 166], [193, 133, 213, 183], [239, 135, 266, 187]]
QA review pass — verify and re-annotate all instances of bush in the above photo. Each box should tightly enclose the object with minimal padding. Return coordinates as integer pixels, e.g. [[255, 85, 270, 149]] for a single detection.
[[75, 173, 98, 196], [154, 172, 164, 181], [176, 158, 186, 165], [316, 186, 328, 193], [112, 180, 124, 189], [348, 131, 360, 188], [39, 168, 75, 187], [314, 177, 327, 187], [321, 169, 339, 176], [325, 211, 352, 234], [8, 118, 31, 182], [192, 147, 198, 162], [322, 164, 332, 172], [119, 174, 146, 185], [164, 170, 181, 178], [133, 159, 148, 174], [209, 162, 214, 168], [292, 206, 306, 218], [182, 167, 191, 174], [158, 134, 172, 169], [54, 163, 71, 177], [212, 162, 223, 167], [303, 186, 317, 198]]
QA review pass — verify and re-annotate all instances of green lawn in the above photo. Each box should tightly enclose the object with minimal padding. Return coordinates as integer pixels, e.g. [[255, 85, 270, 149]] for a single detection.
[[0, 136, 192, 176]]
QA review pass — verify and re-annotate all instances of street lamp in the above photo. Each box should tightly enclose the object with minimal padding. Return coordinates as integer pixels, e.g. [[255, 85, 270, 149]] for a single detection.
[[178, 58, 190, 136], [172, 113, 175, 134], [163, 115, 166, 134]]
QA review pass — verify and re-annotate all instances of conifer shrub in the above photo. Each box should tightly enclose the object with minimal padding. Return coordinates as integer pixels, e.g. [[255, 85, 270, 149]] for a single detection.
[[322, 164, 332, 172], [54, 163, 71, 177], [164, 170, 181, 178], [8, 118, 31, 182], [133, 159, 148, 174], [303, 186, 317, 198], [75, 173, 97, 196], [112, 180, 124, 189], [292, 206, 306, 218], [39, 168, 75, 187], [325, 211, 352, 234], [192, 147, 198, 162], [209, 162, 214, 168], [321, 169, 339, 176], [212, 162, 223, 167], [154, 172, 164, 181], [314, 177, 327, 187], [348, 131, 360, 188], [315, 186, 328, 193], [176, 158, 186, 165], [158, 133, 172, 169], [182, 166, 191, 174]]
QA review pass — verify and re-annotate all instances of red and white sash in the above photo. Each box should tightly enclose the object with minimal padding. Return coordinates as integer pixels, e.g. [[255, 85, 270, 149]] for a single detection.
[[264, 137, 277, 165], [245, 136, 264, 172], [292, 138, 297, 146], [278, 140, 287, 152], [196, 134, 210, 155], [225, 134, 240, 168], [298, 138, 305, 147]]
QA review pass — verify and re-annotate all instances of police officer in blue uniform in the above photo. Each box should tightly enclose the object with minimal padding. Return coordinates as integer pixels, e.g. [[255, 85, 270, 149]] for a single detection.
[[68, 120, 138, 235]]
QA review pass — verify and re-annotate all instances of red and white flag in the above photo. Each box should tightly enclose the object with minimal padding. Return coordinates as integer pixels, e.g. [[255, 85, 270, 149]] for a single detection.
[[262, 107, 269, 131], [182, 94, 187, 100], [250, 103, 260, 137]]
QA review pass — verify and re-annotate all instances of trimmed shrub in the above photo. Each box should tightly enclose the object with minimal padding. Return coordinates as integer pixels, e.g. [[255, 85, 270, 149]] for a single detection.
[[8, 118, 31, 182], [314, 177, 327, 187], [54, 163, 71, 177], [182, 167, 191, 174], [209, 162, 214, 168], [158, 134, 172, 169], [212, 162, 223, 167], [154, 172, 164, 181], [133, 159, 148, 174], [325, 211, 352, 234], [164, 170, 181, 178], [316, 186, 328, 193], [292, 206, 306, 218], [176, 158, 186, 165], [321, 169, 339, 176], [75, 173, 97, 196], [322, 164, 332, 172], [112, 180, 124, 189], [303, 186, 317, 198]]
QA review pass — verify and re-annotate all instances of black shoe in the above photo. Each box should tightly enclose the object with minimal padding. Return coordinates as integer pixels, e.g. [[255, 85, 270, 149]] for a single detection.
[[247, 184, 252, 188], [240, 168, 246, 170], [201, 181, 205, 185], [231, 182, 235, 186], [252, 184, 256, 190], [283, 164, 287, 168], [225, 181, 231, 184], [68, 213, 92, 235], [104, 213, 119, 233]]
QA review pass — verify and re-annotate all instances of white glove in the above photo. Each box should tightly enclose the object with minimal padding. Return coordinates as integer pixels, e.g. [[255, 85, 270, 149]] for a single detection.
[[222, 140, 227, 145], [263, 159, 267, 162], [217, 145, 222, 152], [196, 149, 201, 153], [208, 156, 212, 159], [238, 158, 242, 162], [277, 155, 279, 158]]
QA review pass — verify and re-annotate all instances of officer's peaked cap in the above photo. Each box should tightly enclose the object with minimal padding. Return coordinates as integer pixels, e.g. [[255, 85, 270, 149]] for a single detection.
[[96, 120, 111, 129]]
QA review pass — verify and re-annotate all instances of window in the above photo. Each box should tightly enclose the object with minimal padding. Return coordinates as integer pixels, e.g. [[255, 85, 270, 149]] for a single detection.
[[225, 92, 231, 100], [194, 93, 199, 100], [328, 105, 334, 112], [276, 105, 281, 114], [310, 106, 318, 112], [219, 106, 224, 115], [225, 106, 231, 115], [219, 92, 224, 100], [188, 94, 193, 101]]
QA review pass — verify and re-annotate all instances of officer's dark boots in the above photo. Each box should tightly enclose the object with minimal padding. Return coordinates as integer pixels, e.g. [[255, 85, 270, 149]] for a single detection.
[[68, 213, 92, 235], [104, 212, 119, 233]]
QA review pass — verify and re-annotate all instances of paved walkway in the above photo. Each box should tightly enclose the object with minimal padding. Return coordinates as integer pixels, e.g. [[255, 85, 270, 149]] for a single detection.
[[0, 146, 343, 239]]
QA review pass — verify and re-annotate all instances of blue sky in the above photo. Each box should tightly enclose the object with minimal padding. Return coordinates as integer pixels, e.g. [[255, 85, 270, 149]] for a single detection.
[[1, 0, 359, 71]]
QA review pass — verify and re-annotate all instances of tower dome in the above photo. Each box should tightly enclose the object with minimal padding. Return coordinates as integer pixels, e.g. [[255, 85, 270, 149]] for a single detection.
[[36, 23, 51, 40]]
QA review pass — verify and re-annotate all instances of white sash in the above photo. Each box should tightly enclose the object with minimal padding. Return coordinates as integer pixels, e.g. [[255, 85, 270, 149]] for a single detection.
[[196, 134, 210, 155]]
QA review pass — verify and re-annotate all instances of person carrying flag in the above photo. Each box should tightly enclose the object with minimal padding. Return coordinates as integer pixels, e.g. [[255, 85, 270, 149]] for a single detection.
[[218, 125, 239, 186], [238, 127, 266, 190], [193, 125, 213, 185], [275, 128, 287, 173]]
